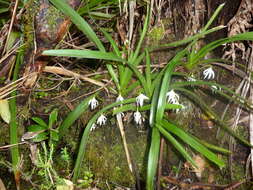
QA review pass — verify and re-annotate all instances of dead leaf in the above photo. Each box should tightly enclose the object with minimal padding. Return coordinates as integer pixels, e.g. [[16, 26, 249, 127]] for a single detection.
[[56, 179, 74, 190], [192, 155, 206, 179], [0, 99, 11, 124], [0, 178, 6, 190]]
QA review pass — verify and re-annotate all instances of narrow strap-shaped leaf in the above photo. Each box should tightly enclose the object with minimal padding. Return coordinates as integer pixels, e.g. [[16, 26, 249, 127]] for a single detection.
[[156, 124, 196, 167], [131, 5, 150, 63], [112, 103, 182, 115], [159, 120, 225, 168], [176, 87, 253, 147], [145, 49, 152, 97], [156, 49, 188, 122], [146, 127, 160, 190], [101, 29, 121, 56], [146, 84, 160, 190], [48, 109, 58, 129], [188, 32, 253, 69], [202, 3, 225, 31], [43, 49, 125, 62], [120, 52, 145, 95], [148, 25, 225, 51], [58, 95, 94, 137], [126, 62, 149, 96], [171, 80, 252, 110]]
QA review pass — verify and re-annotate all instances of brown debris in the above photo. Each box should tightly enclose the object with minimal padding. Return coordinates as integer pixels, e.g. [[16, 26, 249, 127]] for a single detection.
[[22, 0, 81, 90], [224, 0, 253, 61]]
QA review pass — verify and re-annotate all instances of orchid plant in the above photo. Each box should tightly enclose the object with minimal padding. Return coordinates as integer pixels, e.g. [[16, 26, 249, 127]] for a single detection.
[[43, 1, 253, 190]]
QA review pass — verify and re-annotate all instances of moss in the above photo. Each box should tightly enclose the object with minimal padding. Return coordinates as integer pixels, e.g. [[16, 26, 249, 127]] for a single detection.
[[148, 22, 165, 45], [42, 6, 64, 34], [22, 0, 40, 50], [82, 124, 148, 188]]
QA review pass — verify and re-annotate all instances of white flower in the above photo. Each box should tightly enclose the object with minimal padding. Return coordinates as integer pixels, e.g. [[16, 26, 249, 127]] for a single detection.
[[116, 95, 124, 102], [116, 112, 125, 118], [97, 114, 107, 126], [211, 85, 220, 93], [115, 95, 125, 118], [136, 94, 149, 107], [134, 111, 143, 125], [203, 67, 215, 80], [187, 75, 196, 82], [90, 123, 97, 131], [166, 90, 180, 104], [88, 97, 99, 110]]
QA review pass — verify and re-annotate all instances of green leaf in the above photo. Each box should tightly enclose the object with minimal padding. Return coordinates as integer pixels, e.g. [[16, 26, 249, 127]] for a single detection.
[[32, 117, 48, 128], [146, 127, 160, 190], [156, 124, 196, 167], [145, 50, 152, 97], [156, 49, 188, 122], [188, 32, 253, 69], [148, 25, 225, 51], [32, 132, 49, 142], [171, 80, 252, 110], [176, 87, 253, 147], [89, 11, 115, 19], [112, 103, 182, 115], [43, 49, 125, 62], [101, 29, 121, 56], [49, 109, 58, 129], [159, 120, 225, 168], [28, 124, 48, 132], [50, 130, 59, 142], [58, 96, 94, 137], [0, 8, 8, 14]]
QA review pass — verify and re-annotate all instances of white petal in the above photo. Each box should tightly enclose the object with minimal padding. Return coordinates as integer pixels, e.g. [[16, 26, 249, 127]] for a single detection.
[[136, 94, 149, 107], [116, 112, 125, 118], [0, 99, 11, 124], [97, 114, 107, 126], [88, 97, 99, 110], [166, 90, 180, 104], [90, 123, 97, 131], [116, 95, 124, 102], [203, 67, 215, 80], [134, 111, 142, 125]]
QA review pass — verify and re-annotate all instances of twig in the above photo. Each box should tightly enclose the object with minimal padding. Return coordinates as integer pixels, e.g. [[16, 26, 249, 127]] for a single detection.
[[163, 176, 247, 190], [116, 113, 133, 172], [43, 66, 105, 87], [2, 0, 19, 55], [157, 137, 165, 190]]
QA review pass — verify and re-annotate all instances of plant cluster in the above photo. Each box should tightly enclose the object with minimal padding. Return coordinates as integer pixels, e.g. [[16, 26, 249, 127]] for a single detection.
[[1, 0, 253, 189]]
